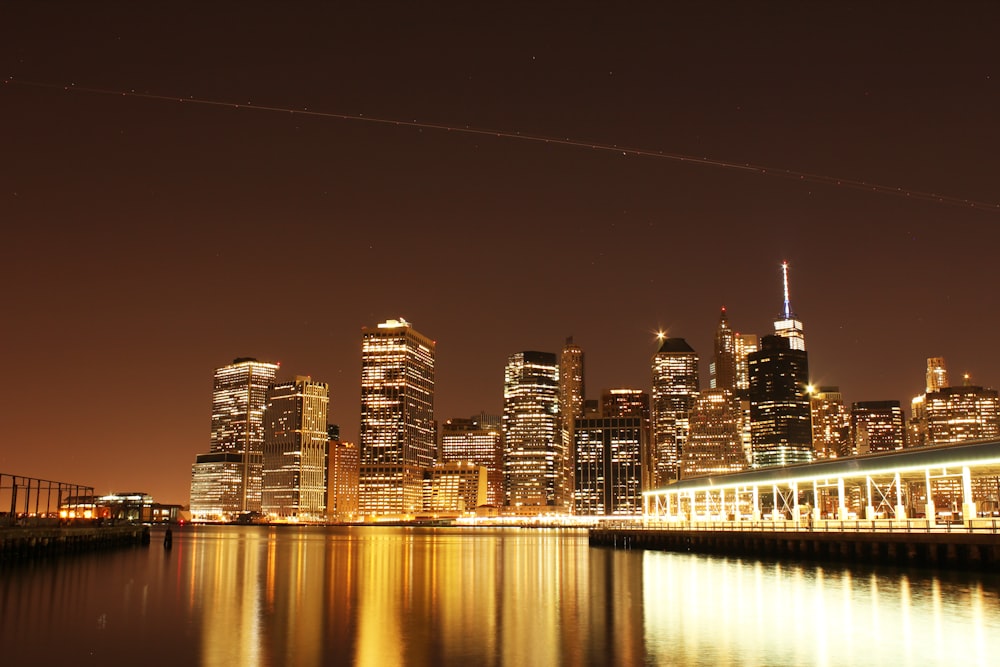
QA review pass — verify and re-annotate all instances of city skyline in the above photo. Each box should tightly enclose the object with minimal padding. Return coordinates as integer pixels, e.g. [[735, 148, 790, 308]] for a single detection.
[[3, 4, 1000, 505]]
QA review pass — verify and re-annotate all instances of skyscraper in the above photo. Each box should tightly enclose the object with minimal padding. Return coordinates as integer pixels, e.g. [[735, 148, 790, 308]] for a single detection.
[[773, 261, 805, 351], [748, 335, 812, 467], [681, 389, 746, 478], [359, 318, 436, 516], [559, 338, 585, 511], [190, 357, 280, 520], [850, 400, 906, 454], [440, 415, 504, 506], [651, 336, 700, 486], [503, 351, 560, 509], [601, 388, 653, 490], [261, 376, 330, 522], [733, 332, 759, 394], [328, 440, 359, 522], [573, 415, 644, 515], [809, 386, 850, 458], [926, 357, 949, 393], [710, 307, 737, 393]]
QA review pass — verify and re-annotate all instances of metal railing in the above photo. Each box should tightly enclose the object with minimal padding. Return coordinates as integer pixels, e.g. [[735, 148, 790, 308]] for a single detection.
[[597, 517, 1000, 535], [0, 473, 94, 527]]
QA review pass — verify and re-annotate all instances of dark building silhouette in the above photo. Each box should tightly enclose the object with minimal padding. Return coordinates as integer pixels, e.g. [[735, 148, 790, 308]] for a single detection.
[[748, 335, 812, 467]]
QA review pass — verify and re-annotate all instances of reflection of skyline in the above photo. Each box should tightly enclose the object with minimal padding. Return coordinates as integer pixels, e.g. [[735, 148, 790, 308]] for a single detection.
[[5, 527, 1000, 665]]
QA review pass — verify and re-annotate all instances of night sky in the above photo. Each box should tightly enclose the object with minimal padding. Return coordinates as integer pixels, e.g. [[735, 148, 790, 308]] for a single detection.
[[3, 3, 999, 504]]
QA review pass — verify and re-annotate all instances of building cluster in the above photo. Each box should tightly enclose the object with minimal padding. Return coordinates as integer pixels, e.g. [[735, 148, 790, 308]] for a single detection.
[[188, 265, 1000, 522]]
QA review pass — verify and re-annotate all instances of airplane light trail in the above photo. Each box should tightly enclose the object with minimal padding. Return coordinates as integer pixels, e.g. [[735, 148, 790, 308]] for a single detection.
[[6, 78, 998, 213]]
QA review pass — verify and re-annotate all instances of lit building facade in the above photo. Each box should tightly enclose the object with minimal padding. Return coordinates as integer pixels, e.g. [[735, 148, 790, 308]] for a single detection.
[[503, 351, 560, 508], [190, 357, 279, 520], [423, 462, 487, 513], [559, 338, 585, 510], [809, 386, 850, 458], [573, 416, 644, 515], [189, 452, 243, 521], [922, 386, 1000, 445], [926, 357, 949, 393], [773, 261, 805, 351], [651, 337, 700, 486], [601, 389, 653, 492], [328, 440, 359, 522], [748, 335, 812, 467], [359, 318, 436, 516], [734, 333, 759, 394], [681, 389, 746, 478], [440, 415, 504, 506], [850, 400, 906, 454], [261, 376, 330, 522]]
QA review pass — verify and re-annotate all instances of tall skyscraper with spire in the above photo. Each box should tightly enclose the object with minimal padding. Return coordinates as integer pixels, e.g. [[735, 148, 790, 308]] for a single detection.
[[359, 318, 436, 516], [773, 261, 805, 351], [651, 336, 700, 486]]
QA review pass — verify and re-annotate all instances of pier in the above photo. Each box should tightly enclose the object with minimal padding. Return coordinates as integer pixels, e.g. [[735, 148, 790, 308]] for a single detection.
[[0, 472, 151, 561], [590, 519, 1000, 568]]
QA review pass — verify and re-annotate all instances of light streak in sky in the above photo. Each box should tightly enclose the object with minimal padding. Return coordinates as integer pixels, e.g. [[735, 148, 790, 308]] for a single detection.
[[6, 78, 999, 213]]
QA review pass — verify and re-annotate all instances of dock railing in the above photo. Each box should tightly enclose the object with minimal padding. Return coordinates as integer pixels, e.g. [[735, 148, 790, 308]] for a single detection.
[[0, 473, 95, 527], [597, 516, 1000, 535]]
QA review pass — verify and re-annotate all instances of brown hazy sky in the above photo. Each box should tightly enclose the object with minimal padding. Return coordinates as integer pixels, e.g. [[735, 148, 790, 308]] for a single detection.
[[3, 2, 999, 503]]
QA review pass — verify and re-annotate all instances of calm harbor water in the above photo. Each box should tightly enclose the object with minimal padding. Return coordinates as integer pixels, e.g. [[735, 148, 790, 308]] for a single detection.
[[1, 525, 998, 666]]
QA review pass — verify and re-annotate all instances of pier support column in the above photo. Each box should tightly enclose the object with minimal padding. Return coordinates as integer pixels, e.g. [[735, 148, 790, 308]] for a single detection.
[[962, 466, 977, 525], [925, 468, 936, 526], [894, 472, 907, 523], [752, 485, 761, 521], [837, 478, 848, 520], [865, 477, 876, 520]]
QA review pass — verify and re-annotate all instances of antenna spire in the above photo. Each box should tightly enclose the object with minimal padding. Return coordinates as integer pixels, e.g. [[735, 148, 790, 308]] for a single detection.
[[782, 261, 792, 319]]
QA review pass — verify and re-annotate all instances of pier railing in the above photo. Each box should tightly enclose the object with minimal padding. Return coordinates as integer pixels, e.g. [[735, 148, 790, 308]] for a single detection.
[[598, 517, 1000, 535], [0, 473, 95, 527]]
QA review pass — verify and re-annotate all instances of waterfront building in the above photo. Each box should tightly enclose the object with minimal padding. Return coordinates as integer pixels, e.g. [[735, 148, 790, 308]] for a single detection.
[[328, 440, 359, 522], [710, 307, 737, 393], [681, 389, 746, 478], [503, 351, 561, 509], [440, 415, 504, 506], [773, 261, 805, 351], [190, 357, 280, 520], [601, 388, 653, 491], [573, 415, 644, 515], [850, 400, 906, 454], [748, 335, 812, 467], [190, 453, 244, 522], [809, 386, 850, 458], [261, 376, 330, 522], [359, 318, 436, 516], [559, 338, 585, 511], [423, 461, 487, 513], [651, 336, 700, 485]]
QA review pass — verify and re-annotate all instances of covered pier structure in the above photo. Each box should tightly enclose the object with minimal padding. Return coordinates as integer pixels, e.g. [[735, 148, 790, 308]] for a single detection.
[[642, 439, 1000, 529]]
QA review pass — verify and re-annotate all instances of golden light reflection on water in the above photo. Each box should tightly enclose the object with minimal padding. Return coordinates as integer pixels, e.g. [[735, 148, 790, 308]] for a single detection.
[[641, 550, 1000, 666], [2, 527, 1000, 666]]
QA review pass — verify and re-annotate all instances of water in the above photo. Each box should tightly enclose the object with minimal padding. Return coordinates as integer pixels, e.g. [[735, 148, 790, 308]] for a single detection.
[[1, 525, 998, 666]]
